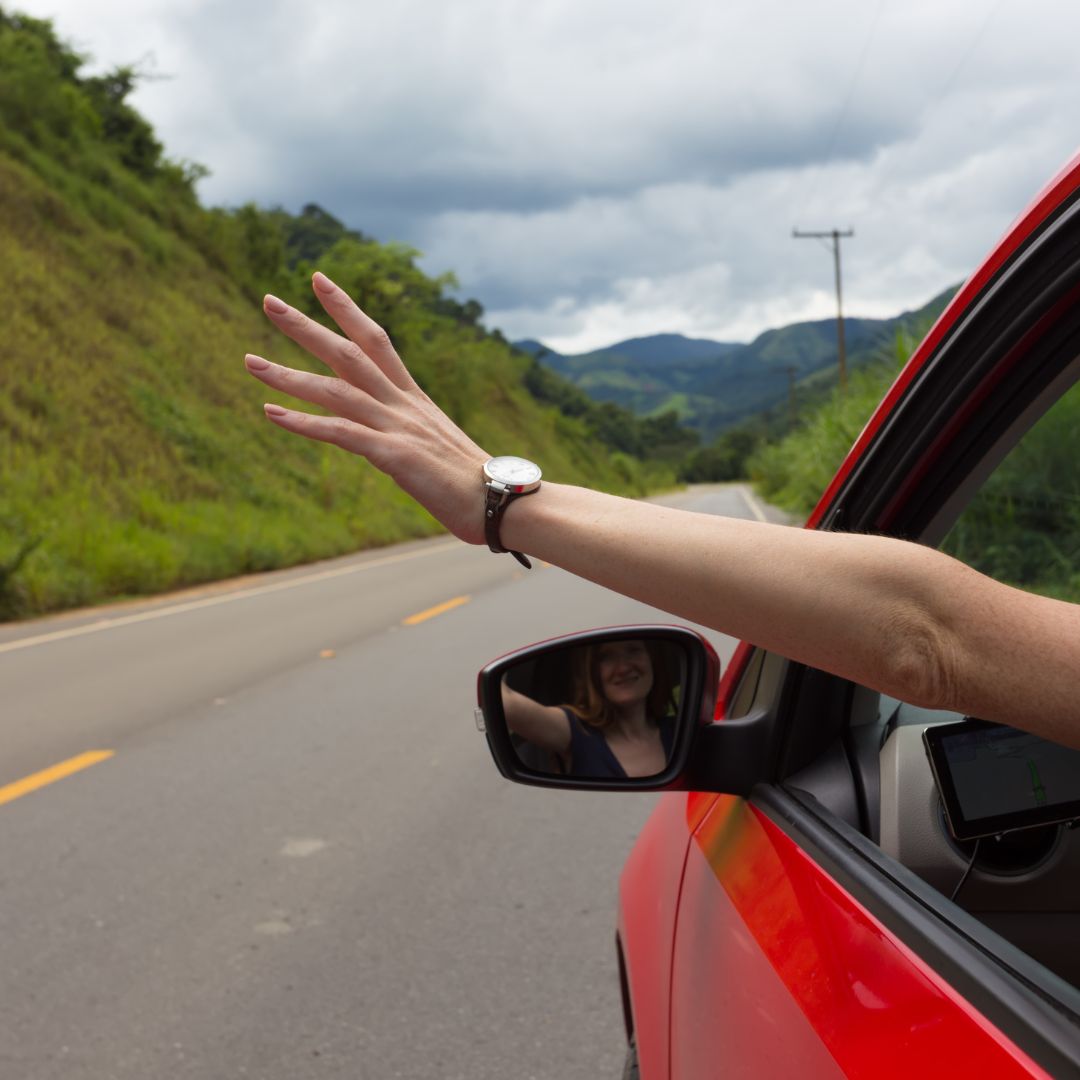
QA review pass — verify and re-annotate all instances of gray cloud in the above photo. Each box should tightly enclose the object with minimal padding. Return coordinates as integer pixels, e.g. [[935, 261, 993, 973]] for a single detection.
[[17, 0, 1080, 350]]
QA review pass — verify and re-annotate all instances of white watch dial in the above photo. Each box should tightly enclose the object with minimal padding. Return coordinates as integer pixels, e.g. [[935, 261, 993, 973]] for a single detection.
[[484, 456, 542, 491]]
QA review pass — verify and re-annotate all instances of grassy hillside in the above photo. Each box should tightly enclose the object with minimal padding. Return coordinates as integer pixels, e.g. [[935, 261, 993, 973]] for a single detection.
[[0, 11, 656, 619]]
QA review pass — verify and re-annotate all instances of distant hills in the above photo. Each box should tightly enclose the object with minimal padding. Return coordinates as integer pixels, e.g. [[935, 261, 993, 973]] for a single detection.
[[516, 288, 956, 439], [517, 332, 745, 366]]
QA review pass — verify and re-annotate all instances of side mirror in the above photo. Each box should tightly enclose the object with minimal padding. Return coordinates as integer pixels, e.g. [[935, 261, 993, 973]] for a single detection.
[[476, 625, 720, 791]]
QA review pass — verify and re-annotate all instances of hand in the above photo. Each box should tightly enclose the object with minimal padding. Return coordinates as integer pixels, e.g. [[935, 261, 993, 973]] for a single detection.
[[244, 272, 490, 545]]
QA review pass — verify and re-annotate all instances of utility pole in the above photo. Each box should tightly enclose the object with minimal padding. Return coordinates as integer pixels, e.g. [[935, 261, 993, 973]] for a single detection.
[[793, 227, 854, 390]]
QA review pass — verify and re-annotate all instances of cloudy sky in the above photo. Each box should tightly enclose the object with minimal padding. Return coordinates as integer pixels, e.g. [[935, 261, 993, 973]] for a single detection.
[[16, 0, 1080, 351]]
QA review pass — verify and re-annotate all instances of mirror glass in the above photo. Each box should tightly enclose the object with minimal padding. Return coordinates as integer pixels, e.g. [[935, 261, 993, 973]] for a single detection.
[[500, 636, 688, 780]]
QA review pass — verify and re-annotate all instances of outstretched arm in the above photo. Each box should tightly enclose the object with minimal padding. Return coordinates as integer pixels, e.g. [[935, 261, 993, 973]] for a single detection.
[[500, 684, 572, 753], [245, 274, 1080, 748]]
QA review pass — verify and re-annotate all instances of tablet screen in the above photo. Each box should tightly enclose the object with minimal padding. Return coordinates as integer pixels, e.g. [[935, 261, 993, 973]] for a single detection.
[[923, 718, 1080, 841]]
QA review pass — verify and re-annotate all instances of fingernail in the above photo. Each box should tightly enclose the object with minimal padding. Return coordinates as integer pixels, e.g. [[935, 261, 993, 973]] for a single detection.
[[312, 271, 335, 293], [264, 294, 288, 314], [264, 403, 287, 417], [245, 354, 270, 371]]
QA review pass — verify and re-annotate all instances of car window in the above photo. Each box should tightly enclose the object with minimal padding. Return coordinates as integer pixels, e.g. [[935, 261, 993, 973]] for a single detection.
[[866, 379, 1080, 992], [939, 379, 1080, 602]]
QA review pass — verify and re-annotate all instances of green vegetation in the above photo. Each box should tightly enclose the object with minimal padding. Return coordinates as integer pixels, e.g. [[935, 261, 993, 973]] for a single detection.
[[522, 354, 697, 466], [0, 9, 665, 619], [678, 424, 767, 484], [747, 331, 917, 516], [942, 383, 1080, 602]]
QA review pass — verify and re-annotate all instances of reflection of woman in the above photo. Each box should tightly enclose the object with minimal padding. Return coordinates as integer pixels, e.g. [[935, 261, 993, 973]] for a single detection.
[[502, 639, 676, 778]]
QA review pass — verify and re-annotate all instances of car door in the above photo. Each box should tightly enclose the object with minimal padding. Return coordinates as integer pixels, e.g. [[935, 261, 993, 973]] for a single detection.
[[666, 153, 1080, 1079]]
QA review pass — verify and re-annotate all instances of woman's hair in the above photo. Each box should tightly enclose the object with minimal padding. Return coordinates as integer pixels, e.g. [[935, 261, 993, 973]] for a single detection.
[[566, 640, 676, 730]]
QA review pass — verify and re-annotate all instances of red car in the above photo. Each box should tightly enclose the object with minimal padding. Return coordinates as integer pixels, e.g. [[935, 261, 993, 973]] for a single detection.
[[478, 151, 1080, 1078]]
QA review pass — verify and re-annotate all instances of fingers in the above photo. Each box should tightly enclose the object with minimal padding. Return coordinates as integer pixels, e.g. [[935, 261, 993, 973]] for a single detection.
[[244, 353, 389, 429], [311, 272, 417, 392], [263, 403, 378, 458], [262, 293, 399, 398]]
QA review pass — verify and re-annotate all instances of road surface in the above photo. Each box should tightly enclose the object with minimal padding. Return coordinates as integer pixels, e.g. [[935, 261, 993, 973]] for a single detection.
[[0, 483, 781, 1079]]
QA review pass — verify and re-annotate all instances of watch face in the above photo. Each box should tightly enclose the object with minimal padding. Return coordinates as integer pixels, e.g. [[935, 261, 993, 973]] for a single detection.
[[484, 456, 542, 492]]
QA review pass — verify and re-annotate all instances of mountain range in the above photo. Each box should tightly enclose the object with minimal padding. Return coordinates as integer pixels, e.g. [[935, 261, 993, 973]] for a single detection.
[[516, 288, 955, 440]]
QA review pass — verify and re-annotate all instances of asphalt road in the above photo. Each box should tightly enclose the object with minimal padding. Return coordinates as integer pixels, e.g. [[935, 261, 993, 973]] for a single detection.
[[0, 484, 779, 1079]]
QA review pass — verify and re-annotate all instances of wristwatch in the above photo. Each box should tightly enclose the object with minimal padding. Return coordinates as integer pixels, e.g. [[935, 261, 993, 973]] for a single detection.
[[483, 456, 542, 569]]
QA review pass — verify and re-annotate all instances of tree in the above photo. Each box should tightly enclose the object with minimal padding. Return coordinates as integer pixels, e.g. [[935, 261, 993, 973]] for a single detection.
[[82, 65, 164, 178]]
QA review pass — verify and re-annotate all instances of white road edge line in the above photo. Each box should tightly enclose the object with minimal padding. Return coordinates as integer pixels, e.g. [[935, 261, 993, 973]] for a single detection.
[[0, 540, 459, 656], [739, 485, 769, 523]]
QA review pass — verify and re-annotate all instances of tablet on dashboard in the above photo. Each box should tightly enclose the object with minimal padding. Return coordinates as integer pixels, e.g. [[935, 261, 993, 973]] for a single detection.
[[923, 718, 1080, 842]]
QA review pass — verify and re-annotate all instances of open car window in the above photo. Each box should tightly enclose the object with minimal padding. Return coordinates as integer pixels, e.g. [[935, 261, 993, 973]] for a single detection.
[[860, 377, 1080, 992]]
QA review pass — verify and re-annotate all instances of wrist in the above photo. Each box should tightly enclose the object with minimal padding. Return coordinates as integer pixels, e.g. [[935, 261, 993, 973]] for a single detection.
[[498, 481, 577, 561]]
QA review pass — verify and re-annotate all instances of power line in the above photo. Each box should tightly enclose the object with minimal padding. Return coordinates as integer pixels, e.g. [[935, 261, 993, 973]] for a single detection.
[[792, 228, 854, 390], [935, 0, 1004, 101], [797, 0, 883, 224]]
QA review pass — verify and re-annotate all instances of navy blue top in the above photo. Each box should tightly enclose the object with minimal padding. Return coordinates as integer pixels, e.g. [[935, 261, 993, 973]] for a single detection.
[[563, 709, 675, 778]]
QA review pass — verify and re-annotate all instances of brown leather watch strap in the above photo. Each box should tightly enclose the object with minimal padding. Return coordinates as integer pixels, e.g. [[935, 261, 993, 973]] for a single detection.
[[484, 482, 532, 569]]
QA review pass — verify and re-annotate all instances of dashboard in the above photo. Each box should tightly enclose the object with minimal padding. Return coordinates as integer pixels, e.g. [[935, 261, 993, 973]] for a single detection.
[[877, 703, 1080, 985]]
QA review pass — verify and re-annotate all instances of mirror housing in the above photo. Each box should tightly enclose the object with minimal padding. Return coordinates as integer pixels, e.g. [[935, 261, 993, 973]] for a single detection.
[[476, 625, 721, 791]]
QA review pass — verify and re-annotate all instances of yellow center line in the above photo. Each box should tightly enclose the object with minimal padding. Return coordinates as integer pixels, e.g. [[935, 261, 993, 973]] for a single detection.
[[0, 750, 115, 807], [403, 595, 471, 626]]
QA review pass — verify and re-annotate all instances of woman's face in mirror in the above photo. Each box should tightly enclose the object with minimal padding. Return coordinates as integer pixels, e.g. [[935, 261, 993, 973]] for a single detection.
[[595, 639, 654, 709]]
